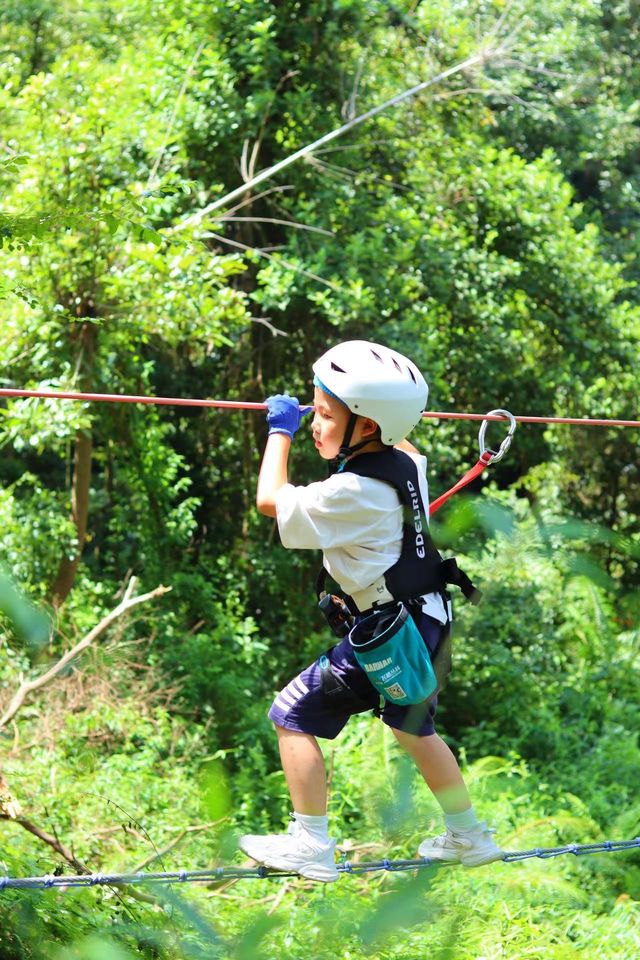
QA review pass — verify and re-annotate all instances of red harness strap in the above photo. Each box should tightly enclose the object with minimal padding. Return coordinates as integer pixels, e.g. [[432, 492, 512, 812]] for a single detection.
[[429, 408, 517, 515], [429, 450, 495, 516]]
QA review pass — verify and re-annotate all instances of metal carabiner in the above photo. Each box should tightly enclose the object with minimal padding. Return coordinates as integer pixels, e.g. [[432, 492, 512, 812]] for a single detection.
[[478, 409, 517, 464]]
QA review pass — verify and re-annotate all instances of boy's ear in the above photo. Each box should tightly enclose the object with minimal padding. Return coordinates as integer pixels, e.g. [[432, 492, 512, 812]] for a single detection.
[[361, 417, 379, 437]]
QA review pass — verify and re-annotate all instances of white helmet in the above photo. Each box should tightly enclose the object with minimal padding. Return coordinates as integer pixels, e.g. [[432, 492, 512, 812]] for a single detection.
[[312, 340, 428, 445]]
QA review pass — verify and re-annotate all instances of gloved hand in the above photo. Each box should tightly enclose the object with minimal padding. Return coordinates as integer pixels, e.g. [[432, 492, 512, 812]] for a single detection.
[[266, 394, 312, 439]]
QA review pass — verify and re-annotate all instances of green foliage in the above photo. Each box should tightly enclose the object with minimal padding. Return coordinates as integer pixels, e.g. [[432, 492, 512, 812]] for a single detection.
[[1, 0, 639, 957], [0, 475, 77, 597]]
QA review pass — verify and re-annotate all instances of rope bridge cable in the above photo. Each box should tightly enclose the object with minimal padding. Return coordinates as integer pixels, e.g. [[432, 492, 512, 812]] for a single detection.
[[0, 388, 638, 428], [1, 838, 638, 890]]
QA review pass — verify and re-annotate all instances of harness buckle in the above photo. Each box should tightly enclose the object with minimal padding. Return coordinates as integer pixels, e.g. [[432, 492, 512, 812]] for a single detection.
[[478, 408, 517, 464], [318, 593, 355, 638]]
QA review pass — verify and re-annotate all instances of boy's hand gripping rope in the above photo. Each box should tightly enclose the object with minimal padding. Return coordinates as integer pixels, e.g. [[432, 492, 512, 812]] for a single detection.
[[1, 838, 638, 889]]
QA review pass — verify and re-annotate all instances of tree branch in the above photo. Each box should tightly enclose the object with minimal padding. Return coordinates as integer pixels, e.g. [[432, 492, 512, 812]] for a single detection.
[[0, 578, 171, 730], [131, 822, 222, 872], [172, 41, 510, 230], [0, 812, 160, 905], [49, 427, 92, 606], [12, 815, 89, 874], [218, 215, 333, 237], [251, 316, 287, 337], [201, 231, 341, 291]]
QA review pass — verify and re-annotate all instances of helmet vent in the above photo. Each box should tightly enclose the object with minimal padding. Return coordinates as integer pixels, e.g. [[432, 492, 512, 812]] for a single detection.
[[370, 349, 384, 363], [392, 357, 402, 373], [407, 366, 417, 384], [330, 361, 346, 373]]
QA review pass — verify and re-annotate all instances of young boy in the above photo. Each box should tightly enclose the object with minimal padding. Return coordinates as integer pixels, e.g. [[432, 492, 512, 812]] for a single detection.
[[240, 340, 502, 881]]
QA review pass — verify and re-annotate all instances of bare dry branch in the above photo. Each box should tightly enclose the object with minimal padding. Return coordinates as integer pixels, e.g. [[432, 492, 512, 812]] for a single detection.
[[342, 55, 366, 122], [268, 879, 293, 914], [172, 41, 512, 230], [306, 154, 411, 194], [11, 815, 89, 873], [221, 184, 295, 218], [499, 58, 570, 80], [131, 822, 222, 872], [0, 773, 22, 819], [0, 813, 159, 905], [201, 231, 341, 291], [312, 137, 405, 156], [251, 316, 288, 337], [0, 579, 172, 730], [248, 138, 261, 183], [218, 215, 333, 237], [485, 0, 517, 43], [240, 138, 250, 183]]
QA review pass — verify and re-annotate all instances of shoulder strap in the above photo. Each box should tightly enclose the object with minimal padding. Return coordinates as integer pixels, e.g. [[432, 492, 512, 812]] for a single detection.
[[344, 450, 481, 604], [317, 449, 481, 608]]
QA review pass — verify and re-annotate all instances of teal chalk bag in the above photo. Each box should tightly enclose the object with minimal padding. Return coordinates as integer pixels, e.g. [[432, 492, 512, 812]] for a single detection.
[[348, 603, 437, 705]]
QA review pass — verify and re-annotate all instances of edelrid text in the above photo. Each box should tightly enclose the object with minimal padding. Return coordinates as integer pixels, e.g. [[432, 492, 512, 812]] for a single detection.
[[407, 480, 426, 558]]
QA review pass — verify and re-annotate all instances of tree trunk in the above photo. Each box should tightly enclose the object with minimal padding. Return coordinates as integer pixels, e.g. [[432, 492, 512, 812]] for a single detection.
[[49, 429, 92, 606], [49, 321, 96, 606]]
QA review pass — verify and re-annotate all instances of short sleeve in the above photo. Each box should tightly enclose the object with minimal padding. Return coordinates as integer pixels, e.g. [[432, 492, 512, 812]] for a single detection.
[[275, 473, 399, 551]]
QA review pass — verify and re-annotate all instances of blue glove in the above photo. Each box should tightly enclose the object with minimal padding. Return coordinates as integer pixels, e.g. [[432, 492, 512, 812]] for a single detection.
[[266, 394, 312, 439]]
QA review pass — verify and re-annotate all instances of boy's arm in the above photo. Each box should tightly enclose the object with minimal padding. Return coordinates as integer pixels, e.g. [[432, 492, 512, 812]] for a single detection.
[[256, 394, 311, 517], [256, 433, 291, 518]]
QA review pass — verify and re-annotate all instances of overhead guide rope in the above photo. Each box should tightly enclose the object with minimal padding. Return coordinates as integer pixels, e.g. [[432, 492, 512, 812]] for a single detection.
[[0, 389, 638, 428]]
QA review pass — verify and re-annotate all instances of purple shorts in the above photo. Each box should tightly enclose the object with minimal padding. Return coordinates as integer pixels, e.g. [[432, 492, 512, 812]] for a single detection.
[[268, 610, 445, 739]]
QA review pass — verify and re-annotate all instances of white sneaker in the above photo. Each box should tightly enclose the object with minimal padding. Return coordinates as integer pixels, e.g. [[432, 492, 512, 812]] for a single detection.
[[239, 820, 339, 882], [418, 821, 503, 867]]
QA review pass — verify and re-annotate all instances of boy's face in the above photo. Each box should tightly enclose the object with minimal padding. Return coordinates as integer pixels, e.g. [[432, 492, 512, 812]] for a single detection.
[[311, 387, 351, 460], [311, 386, 379, 460]]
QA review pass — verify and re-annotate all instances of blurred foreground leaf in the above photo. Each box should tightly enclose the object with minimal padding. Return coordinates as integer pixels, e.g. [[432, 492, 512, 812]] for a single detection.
[[0, 568, 50, 647]]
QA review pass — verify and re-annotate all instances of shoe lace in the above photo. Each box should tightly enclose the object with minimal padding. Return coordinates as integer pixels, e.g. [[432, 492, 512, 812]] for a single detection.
[[433, 831, 455, 848]]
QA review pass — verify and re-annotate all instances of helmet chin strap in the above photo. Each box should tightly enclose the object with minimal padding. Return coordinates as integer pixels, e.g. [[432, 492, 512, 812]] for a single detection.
[[330, 413, 377, 472]]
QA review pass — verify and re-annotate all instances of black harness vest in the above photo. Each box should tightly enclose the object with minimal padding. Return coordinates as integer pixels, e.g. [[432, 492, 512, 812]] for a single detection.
[[330, 448, 481, 610]]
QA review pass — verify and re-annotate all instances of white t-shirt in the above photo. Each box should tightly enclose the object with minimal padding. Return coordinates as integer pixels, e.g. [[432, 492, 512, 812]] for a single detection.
[[275, 451, 448, 624]]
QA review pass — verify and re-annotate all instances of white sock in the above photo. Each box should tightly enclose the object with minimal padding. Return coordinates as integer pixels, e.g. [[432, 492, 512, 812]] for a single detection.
[[293, 812, 330, 844], [444, 806, 480, 833]]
